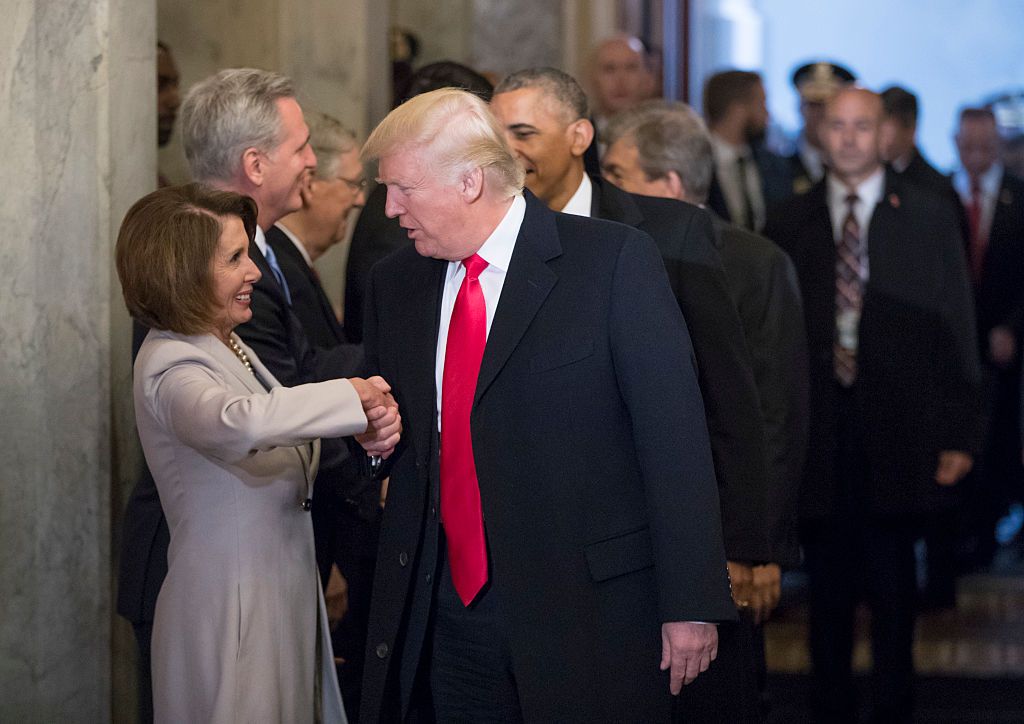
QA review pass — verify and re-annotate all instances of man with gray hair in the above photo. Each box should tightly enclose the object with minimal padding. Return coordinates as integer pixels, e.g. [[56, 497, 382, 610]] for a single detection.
[[118, 68, 378, 722], [358, 87, 733, 722], [603, 101, 809, 721]]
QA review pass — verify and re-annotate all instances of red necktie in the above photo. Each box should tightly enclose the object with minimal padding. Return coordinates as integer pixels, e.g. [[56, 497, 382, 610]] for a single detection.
[[967, 179, 987, 284], [440, 254, 489, 605]]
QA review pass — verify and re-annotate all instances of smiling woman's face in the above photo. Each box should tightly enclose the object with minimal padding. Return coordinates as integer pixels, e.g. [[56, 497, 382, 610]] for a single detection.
[[208, 215, 261, 342]]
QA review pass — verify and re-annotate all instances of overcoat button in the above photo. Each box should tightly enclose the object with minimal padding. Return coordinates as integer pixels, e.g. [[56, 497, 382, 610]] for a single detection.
[[375, 643, 389, 659], [399, 551, 409, 567]]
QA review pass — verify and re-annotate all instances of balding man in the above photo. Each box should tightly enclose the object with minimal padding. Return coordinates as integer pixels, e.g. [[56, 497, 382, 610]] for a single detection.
[[358, 88, 733, 723], [764, 87, 982, 723], [589, 34, 657, 133]]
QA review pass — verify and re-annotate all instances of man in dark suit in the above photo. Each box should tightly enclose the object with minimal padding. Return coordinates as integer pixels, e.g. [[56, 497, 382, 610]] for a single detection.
[[359, 88, 734, 723], [702, 70, 794, 231], [953, 106, 1024, 569], [602, 99, 809, 721], [117, 69, 373, 722], [787, 62, 857, 194], [491, 68, 772, 723], [344, 61, 494, 343], [764, 87, 982, 723], [880, 85, 968, 608]]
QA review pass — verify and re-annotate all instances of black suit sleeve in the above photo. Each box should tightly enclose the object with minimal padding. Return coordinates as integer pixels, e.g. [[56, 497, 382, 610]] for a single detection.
[[747, 250, 808, 568], [610, 230, 735, 623], [658, 212, 771, 565]]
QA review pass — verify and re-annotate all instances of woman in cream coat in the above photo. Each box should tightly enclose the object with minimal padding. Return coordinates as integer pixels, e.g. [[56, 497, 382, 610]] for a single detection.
[[116, 184, 400, 723]]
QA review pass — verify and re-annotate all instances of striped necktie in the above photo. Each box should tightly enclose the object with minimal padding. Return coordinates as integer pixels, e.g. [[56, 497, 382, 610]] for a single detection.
[[834, 193, 863, 386]]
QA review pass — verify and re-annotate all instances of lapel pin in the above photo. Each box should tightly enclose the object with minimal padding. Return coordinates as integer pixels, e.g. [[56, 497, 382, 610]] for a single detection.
[[888, 193, 900, 208]]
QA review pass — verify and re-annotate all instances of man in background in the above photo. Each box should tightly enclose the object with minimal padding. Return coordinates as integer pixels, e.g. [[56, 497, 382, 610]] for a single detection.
[[954, 106, 1024, 572], [788, 61, 856, 193], [156, 41, 181, 187], [765, 87, 981, 723], [588, 34, 657, 134], [703, 70, 793, 231]]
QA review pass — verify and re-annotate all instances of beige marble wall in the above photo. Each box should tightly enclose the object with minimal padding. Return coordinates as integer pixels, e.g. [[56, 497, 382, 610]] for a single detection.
[[0, 0, 154, 720]]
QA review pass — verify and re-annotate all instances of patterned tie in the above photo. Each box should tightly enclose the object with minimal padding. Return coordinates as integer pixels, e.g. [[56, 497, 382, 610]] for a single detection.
[[967, 178, 987, 284], [834, 193, 863, 387], [440, 254, 489, 605], [262, 242, 293, 306]]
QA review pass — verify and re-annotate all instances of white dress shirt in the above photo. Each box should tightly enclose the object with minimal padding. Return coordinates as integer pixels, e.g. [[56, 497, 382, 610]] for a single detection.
[[253, 225, 268, 256], [560, 173, 594, 217], [826, 166, 885, 280], [712, 134, 766, 231], [434, 194, 526, 428], [953, 162, 1003, 241]]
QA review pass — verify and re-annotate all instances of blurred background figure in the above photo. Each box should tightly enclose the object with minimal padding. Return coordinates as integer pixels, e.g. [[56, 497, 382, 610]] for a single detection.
[[1003, 134, 1024, 180], [156, 41, 181, 187], [702, 70, 793, 232], [953, 106, 1024, 573], [881, 85, 952, 195], [588, 34, 657, 136], [788, 61, 856, 193]]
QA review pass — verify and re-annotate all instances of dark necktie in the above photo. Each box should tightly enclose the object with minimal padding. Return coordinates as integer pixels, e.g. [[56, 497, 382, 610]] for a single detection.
[[440, 254, 489, 605], [834, 193, 863, 387], [263, 243, 293, 306], [967, 178, 987, 284], [735, 154, 754, 230]]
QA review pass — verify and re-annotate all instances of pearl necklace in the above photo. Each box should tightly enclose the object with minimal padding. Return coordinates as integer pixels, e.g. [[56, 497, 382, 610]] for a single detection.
[[228, 336, 256, 376]]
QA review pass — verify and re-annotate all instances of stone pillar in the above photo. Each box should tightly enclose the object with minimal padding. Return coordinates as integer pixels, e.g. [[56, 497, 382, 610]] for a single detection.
[[0, 0, 154, 720], [470, 0, 562, 77]]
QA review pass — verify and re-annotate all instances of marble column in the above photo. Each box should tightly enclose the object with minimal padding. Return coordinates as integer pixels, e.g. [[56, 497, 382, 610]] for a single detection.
[[0, 0, 154, 720]]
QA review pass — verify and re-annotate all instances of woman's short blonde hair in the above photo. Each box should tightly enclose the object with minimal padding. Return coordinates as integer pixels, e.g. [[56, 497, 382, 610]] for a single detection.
[[116, 183, 257, 335], [362, 87, 524, 196]]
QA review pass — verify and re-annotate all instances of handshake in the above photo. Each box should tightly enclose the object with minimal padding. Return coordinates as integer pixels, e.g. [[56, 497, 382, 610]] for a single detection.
[[349, 376, 402, 460]]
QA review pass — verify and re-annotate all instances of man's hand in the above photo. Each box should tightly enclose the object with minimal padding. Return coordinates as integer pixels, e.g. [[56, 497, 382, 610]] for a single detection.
[[727, 560, 754, 612], [351, 376, 402, 458], [660, 621, 718, 694], [750, 563, 782, 624], [935, 450, 973, 486], [989, 326, 1017, 368]]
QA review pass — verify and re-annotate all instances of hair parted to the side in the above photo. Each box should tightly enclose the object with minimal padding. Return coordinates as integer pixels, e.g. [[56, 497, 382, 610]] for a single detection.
[[702, 70, 763, 126], [605, 101, 715, 203], [180, 68, 295, 183], [362, 88, 525, 196], [116, 183, 258, 335]]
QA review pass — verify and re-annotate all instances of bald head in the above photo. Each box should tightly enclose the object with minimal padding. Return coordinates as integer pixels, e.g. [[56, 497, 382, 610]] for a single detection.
[[822, 87, 884, 186], [589, 35, 656, 117]]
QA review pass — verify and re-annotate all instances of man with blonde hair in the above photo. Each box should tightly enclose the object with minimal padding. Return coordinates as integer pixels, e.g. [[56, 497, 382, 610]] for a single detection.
[[358, 88, 733, 723]]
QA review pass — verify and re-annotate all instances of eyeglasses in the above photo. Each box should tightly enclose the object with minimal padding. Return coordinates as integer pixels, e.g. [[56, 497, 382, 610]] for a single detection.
[[337, 175, 368, 193]]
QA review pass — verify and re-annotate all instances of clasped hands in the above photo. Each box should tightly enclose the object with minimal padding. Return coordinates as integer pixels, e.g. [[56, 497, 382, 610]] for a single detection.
[[350, 376, 401, 459]]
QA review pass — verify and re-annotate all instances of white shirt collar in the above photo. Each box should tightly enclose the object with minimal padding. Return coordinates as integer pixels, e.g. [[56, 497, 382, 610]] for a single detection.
[[559, 173, 593, 217], [465, 193, 525, 273], [274, 222, 313, 267], [253, 225, 268, 256], [826, 166, 886, 212]]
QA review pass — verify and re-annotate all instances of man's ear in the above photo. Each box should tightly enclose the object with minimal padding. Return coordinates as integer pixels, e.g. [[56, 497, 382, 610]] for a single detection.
[[299, 178, 317, 207], [459, 166, 485, 203], [240, 147, 263, 187], [665, 170, 687, 202], [568, 118, 596, 158]]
